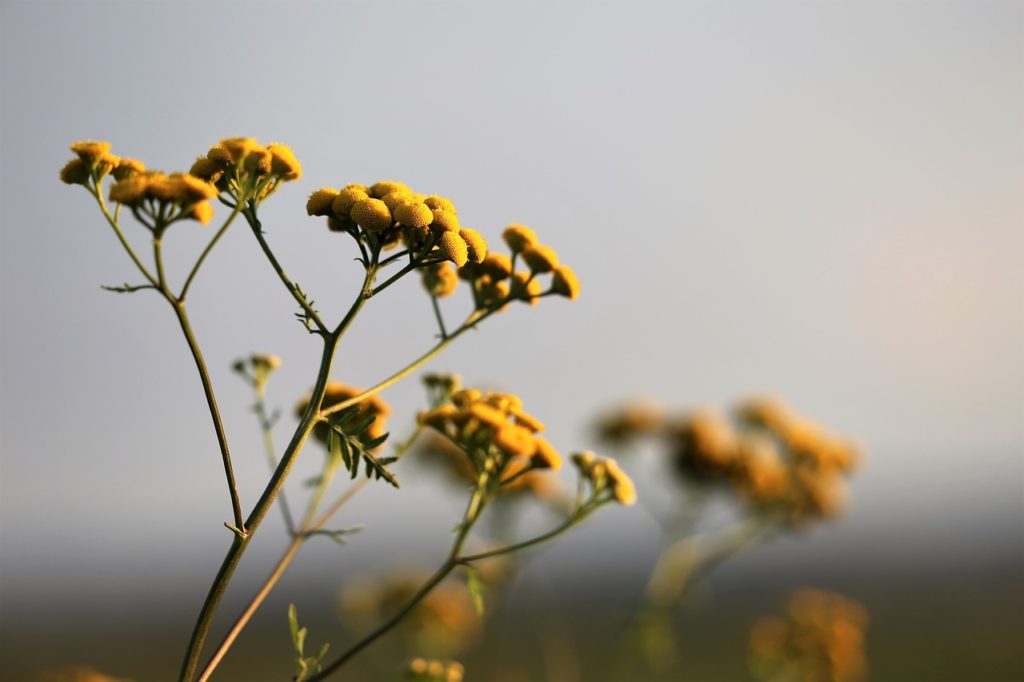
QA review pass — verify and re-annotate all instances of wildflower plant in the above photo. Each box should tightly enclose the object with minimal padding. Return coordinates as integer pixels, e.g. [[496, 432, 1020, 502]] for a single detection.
[[594, 396, 861, 672], [60, 138, 622, 681]]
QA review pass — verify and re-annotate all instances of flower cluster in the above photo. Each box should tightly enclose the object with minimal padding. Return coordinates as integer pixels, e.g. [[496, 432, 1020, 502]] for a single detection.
[[418, 388, 563, 490], [231, 353, 282, 393], [406, 658, 465, 682], [597, 397, 859, 524], [190, 137, 302, 202], [61, 141, 220, 227], [456, 224, 580, 309], [571, 451, 638, 506], [750, 589, 868, 682], [296, 382, 391, 449]]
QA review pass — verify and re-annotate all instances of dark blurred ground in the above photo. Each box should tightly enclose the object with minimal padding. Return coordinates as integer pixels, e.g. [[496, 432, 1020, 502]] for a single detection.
[[4, 550, 1021, 682]]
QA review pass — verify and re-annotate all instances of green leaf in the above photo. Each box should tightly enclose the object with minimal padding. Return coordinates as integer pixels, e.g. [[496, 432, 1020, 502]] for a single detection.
[[288, 604, 303, 656], [347, 413, 378, 436], [465, 565, 485, 615]]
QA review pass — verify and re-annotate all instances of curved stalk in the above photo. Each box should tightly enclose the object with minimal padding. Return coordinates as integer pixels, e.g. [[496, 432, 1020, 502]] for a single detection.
[[179, 201, 244, 300]]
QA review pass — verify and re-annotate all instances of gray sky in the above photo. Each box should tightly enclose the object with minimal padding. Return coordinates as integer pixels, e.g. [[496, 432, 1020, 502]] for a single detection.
[[1, 0, 1022, 611]]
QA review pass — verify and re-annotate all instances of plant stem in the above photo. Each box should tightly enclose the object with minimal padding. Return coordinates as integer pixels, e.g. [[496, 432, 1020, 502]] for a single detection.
[[254, 389, 295, 535], [91, 184, 159, 287], [457, 510, 587, 564], [195, 424, 424, 681], [178, 336, 341, 682], [172, 301, 246, 533], [179, 201, 243, 300], [244, 204, 328, 334]]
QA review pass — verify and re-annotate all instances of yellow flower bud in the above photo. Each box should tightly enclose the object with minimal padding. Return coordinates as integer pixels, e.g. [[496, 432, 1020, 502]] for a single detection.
[[424, 195, 456, 213], [494, 423, 537, 458], [510, 271, 542, 304], [531, 437, 562, 470], [438, 231, 469, 267], [502, 224, 537, 252], [189, 156, 222, 182], [458, 228, 487, 264], [244, 146, 273, 175], [478, 278, 510, 310], [267, 143, 302, 180], [422, 262, 459, 298], [307, 187, 340, 217], [112, 157, 146, 181], [332, 187, 370, 217], [604, 458, 637, 505], [479, 253, 512, 280], [178, 174, 219, 201], [420, 404, 459, 430], [572, 451, 597, 476], [96, 152, 120, 177], [219, 137, 261, 163], [486, 392, 523, 412], [351, 198, 393, 232], [369, 180, 409, 199], [551, 264, 580, 301], [71, 140, 111, 163], [189, 200, 215, 225], [521, 244, 559, 273], [380, 190, 412, 212], [513, 409, 545, 433], [395, 201, 434, 228], [431, 209, 461, 233], [469, 402, 508, 428], [59, 158, 89, 185], [207, 144, 233, 165], [109, 174, 152, 204], [327, 215, 356, 233]]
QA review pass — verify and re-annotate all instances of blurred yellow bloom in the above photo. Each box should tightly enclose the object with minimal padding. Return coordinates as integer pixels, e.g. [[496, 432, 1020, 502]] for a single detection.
[[502, 224, 538, 252], [551, 264, 581, 301], [59, 158, 89, 185], [267, 143, 302, 180], [307, 187, 340, 216], [521, 244, 559, 273], [71, 140, 111, 162], [458, 228, 487, 264]]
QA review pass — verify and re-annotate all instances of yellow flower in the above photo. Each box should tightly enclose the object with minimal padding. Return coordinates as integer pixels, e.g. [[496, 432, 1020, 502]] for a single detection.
[[307, 187, 340, 216], [189, 200, 215, 225], [422, 262, 459, 298], [59, 158, 89, 185], [571, 451, 597, 475], [604, 458, 637, 505], [468, 402, 507, 429], [332, 187, 370, 217], [551, 264, 581, 300], [177, 174, 219, 200], [478, 278, 510, 310], [531, 436, 562, 470], [189, 156, 222, 182], [512, 409, 545, 433], [207, 144, 233, 166], [479, 253, 512, 280], [369, 180, 409, 198], [395, 200, 434, 228], [70, 140, 111, 163], [267, 143, 302, 180], [381, 189, 413, 212], [458, 229, 487, 264], [438, 231, 469, 267], [424, 195, 456, 213], [431, 209, 461, 233], [494, 423, 537, 458], [502, 224, 537, 252], [521, 244, 559, 273], [509, 271, 542, 304], [109, 174, 152, 204], [219, 137, 261, 163], [96, 152, 121, 177], [112, 157, 146, 181], [244, 146, 273, 175], [351, 197, 393, 232]]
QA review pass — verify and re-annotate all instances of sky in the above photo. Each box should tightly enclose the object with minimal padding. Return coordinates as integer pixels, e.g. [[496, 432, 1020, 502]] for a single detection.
[[1, 0, 1022, 617]]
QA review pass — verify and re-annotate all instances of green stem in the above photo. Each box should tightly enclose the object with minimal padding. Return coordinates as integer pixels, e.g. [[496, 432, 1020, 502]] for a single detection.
[[319, 307, 494, 421], [254, 389, 295, 535], [172, 301, 245, 532], [457, 509, 589, 564], [91, 183, 159, 287], [195, 423, 424, 682], [243, 204, 328, 334], [430, 294, 448, 339], [179, 200, 244, 300]]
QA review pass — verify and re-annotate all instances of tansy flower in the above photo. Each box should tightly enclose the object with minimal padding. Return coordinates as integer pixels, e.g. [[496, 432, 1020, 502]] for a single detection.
[[71, 140, 111, 163], [438, 231, 469, 267], [332, 186, 370, 217], [351, 197, 393, 232], [424, 195, 456, 213], [381, 190, 413, 212], [458, 229, 487, 263], [369, 180, 409, 198], [551, 265, 580, 300], [189, 200, 215, 225], [531, 437, 562, 470], [267, 143, 302, 180], [431, 209, 461, 233], [479, 253, 513, 280], [494, 423, 537, 458], [59, 158, 89, 185], [604, 458, 637, 505], [521, 244, 559, 273], [510, 271, 542, 304], [306, 187, 340, 216], [395, 200, 434, 229], [502, 224, 538, 252], [112, 157, 146, 181], [422, 262, 459, 298]]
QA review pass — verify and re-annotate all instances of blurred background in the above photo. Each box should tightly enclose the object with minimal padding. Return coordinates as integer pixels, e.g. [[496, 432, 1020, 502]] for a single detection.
[[1, 1, 1021, 680]]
